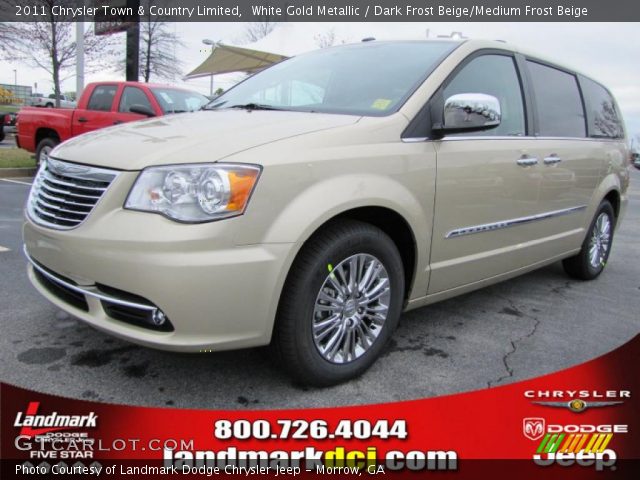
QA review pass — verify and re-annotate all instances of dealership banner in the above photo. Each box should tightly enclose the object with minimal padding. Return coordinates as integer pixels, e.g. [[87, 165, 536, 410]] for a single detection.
[[1, 0, 639, 22], [1, 335, 638, 478]]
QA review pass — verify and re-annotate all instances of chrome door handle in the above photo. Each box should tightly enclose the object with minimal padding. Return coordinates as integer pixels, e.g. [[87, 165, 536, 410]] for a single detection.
[[544, 155, 562, 165], [517, 156, 538, 167]]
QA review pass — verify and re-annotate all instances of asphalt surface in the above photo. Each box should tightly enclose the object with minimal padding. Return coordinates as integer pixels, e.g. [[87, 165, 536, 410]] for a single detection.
[[0, 134, 17, 149], [1, 170, 639, 409]]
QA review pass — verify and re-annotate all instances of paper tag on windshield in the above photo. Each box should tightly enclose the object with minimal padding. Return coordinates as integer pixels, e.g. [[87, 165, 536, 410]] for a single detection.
[[371, 98, 392, 110]]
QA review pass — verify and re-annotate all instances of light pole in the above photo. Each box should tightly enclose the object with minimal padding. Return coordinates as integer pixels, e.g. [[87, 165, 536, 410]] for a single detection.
[[13, 69, 16, 86], [202, 39, 215, 97]]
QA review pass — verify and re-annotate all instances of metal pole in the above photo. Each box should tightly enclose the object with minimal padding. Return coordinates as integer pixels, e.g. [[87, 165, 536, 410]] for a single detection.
[[76, 21, 85, 98], [125, 0, 140, 81], [210, 75, 213, 96]]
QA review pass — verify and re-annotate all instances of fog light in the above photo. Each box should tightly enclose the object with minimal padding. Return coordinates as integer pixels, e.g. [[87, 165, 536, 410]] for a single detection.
[[152, 309, 167, 326]]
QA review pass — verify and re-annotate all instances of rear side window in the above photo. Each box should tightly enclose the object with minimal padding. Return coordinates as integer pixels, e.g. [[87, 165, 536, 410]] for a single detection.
[[87, 85, 117, 112], [443, 54, 525, 137], [580, 77, 624, 139], [526, 61, 585, 137], [119, 86, 153, 113]]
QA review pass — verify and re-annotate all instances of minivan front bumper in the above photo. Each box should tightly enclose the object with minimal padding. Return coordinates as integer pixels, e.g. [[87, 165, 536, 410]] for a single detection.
[[23, 216, 294, 352]]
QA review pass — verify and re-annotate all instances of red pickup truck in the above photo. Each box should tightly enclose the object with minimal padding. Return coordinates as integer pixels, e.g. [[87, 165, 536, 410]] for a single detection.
[[17, 81, 209, 165]]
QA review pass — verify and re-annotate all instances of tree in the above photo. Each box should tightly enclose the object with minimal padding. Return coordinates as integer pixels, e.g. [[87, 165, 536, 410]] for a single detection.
[[136, 20, 184, 83], [0, 22, 16, 55], [314, 28, 336, 49], [2, 1, 114, 107], [243, 22, 277, 43]]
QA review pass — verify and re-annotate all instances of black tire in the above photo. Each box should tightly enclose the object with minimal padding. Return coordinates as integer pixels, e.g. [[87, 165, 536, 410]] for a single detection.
[[562, 200, 615, 280], [45, 103, 53, 108], [35, 137, 59, 167], [272, 219, 404, 386]]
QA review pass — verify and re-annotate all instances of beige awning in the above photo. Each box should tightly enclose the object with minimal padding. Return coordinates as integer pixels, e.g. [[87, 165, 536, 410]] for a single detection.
[[184, 44, 288, 79]]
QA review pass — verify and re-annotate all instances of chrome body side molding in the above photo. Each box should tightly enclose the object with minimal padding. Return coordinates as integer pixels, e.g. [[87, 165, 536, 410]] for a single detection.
[[445, 205, 587, 239]]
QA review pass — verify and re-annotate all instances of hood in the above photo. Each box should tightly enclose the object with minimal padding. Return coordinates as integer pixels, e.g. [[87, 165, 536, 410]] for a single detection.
[[52, 110, 361, 170]]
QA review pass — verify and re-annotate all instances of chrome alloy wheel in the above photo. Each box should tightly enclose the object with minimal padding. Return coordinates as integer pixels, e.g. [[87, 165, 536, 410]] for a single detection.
[[588, 212, 611, 269], [312, 253, 391, 364]]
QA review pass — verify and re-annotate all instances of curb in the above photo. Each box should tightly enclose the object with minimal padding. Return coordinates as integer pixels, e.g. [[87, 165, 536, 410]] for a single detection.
[[0, 167, 36, 178]]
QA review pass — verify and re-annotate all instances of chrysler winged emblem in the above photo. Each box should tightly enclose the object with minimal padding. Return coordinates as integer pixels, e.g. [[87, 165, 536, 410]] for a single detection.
[[47, 159, 90, 175], [532, 400, 623, 413], [523, 417, 545, 441]]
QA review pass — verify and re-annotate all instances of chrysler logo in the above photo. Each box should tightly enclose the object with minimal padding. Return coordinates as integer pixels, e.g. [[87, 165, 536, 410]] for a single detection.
[[532, 400, 624, 413], [523, 417, 545, 441], [47, 159, 90, 175]]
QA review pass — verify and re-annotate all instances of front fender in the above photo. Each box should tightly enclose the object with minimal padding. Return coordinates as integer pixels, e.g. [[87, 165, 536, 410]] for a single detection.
[[257, 172, 432, 306]]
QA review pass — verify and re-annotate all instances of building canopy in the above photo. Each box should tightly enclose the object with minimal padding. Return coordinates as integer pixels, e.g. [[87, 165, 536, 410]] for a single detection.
[[184, 44, 288, 79]]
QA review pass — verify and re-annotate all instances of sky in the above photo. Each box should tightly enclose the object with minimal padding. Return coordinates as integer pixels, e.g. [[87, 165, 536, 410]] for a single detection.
[[2, 21, 639, 144]]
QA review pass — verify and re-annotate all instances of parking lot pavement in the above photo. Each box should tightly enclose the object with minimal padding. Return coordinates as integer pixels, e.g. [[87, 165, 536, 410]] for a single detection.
[[1, 170, 639, 409], [0, 135, 17, 149]]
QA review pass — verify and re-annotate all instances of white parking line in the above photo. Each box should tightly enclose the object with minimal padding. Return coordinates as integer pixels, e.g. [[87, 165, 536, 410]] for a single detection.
[[0, 245, 10, 253], [0, 178, 32, 186]]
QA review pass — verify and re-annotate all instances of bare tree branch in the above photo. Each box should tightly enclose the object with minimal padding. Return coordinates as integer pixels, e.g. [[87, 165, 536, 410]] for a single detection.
[[135, 19, 184, 82], [314, 28, 336, 49], [2, 1, 116, 106], [242, 21, 277, 43]]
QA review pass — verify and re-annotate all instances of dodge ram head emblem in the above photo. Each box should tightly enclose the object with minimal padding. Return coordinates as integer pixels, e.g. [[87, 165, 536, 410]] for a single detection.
[[523, 418, 545, 440]]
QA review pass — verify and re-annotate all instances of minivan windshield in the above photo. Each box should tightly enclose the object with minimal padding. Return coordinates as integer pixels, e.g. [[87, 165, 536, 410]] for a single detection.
[[206, 41, 458, 116]]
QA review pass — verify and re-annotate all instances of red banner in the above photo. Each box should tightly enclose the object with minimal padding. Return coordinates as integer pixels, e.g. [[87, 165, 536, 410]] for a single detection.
[[2, 335, 639, 478]]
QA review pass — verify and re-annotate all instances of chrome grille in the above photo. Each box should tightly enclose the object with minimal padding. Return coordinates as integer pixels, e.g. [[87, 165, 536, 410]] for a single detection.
[[27, 158, 118, 230]]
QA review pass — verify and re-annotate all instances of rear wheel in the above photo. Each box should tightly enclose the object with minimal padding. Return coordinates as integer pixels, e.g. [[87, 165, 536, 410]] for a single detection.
[[272, 219, 404, 386], [562, 200, 615, 280], [35, 137, 59, 167]]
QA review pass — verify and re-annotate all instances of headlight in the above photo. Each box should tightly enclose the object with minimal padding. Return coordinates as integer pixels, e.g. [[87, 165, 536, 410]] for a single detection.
[[124, 163, 261, 222]]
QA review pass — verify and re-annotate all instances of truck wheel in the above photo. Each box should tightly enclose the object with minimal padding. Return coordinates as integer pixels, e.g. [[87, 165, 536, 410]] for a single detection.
[[45, 103, 53, 108], [272, 219, 404, 386], [563, 200, 615, 280], [36, 138, 59, 167]]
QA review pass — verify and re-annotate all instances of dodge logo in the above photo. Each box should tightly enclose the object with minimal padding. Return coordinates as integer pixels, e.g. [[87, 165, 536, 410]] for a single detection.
[[523, 417, 545, 441]]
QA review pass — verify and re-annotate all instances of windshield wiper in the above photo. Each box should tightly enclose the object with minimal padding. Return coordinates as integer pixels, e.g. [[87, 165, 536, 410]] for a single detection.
[[227, 103, 283, 111]]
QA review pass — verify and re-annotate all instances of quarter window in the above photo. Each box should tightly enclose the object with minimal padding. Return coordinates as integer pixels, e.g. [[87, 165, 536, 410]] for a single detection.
[[443, 54, 525, 137], [87, 85, 117, 112], [119, 86, 153, 113], [580, 77, 624, 139], [526, 61, 585, 137]]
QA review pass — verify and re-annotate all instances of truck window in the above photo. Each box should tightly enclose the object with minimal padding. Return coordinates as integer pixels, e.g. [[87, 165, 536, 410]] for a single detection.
[[580, 77, 624, 139], [119, 86, 153, 113], [443, 54, 525, 137], [526, 61, 586, 138], [87, 85, 117, 112]]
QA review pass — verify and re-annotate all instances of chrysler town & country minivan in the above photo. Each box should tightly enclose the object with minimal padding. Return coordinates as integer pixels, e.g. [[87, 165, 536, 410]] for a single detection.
[[23, 40, 630, 385]]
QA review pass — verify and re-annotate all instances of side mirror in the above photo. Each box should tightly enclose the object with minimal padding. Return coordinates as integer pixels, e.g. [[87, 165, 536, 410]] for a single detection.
[[129, 104, 156, 117], [436, 93, 501, 134]]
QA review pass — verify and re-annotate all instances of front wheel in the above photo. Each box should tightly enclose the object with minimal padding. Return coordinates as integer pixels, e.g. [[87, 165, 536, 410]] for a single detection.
[[563, 200, 615, 280], [272, 219, 405, 386]]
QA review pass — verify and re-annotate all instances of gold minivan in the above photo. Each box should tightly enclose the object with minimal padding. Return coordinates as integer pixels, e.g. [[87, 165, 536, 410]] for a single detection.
[[23, 40, 630, 385]]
